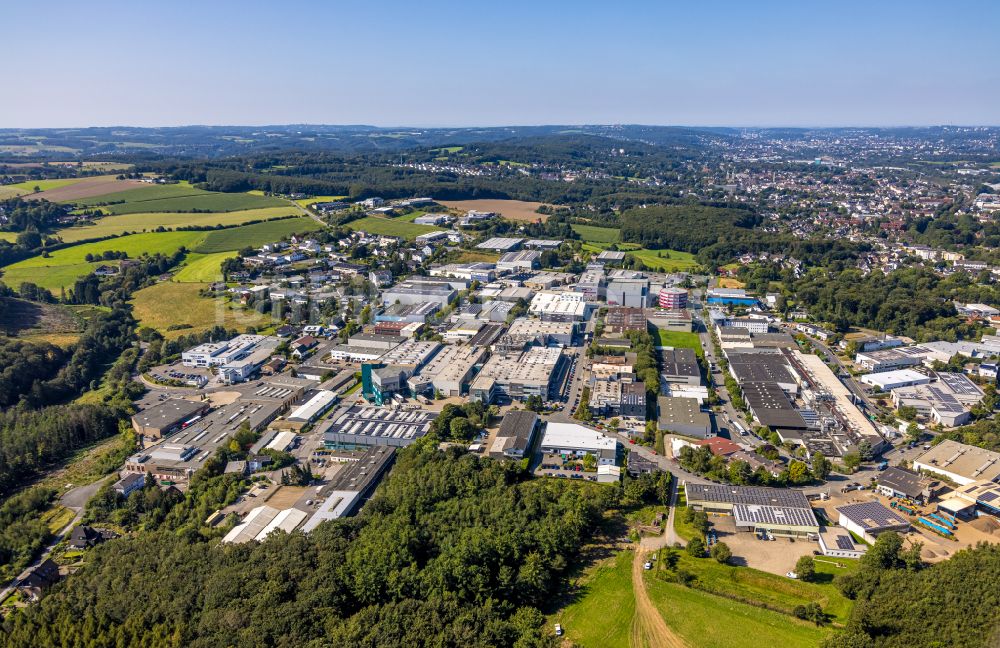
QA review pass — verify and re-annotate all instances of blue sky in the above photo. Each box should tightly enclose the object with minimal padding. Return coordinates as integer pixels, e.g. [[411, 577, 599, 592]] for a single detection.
[[4, 0, 998, 127]]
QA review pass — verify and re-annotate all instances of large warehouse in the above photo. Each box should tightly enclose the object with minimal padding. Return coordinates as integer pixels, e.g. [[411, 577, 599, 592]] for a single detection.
[[913, 439, 1000, 486], [684, 483, 819, 538], [131, 398, 210, 439]]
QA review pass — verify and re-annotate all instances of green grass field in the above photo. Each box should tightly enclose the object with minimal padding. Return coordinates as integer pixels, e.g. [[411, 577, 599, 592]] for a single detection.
[[130, 281, 271, 338], [555, 550, 636, 648], [2, 231, 208, 290], [645, 575, 830, 648], [173, 252, 237, 282], [72, 182, 205, 206], [193, 217, 321, 253], [101, 192, 286, 215], [1, 178, 86, 199], [663, 551, 855, 625], [627, 248, 700, 272], [346, 215, 443, 240], [57, 207, 299, 242], [3, 216, 321, 291], [295, 195, 347, 209], [654, 328, 703, 357], [73, 183, 288, 215], [573, 224, 620, 244]]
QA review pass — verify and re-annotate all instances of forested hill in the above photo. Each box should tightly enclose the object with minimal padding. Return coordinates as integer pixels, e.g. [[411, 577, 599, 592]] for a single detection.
[[0, 445, 616, 647], [0, 125, 731, 160]]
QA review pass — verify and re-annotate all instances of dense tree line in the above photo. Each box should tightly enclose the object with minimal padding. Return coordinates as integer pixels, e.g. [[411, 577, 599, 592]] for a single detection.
[[0, 198, 69, 232], [0, 338, 67, 407], [826, 534, 1000, 648], [0, 487, 56, 582], [936, 418, 1000, 453], [793, 266, 993, 340], [0, 404, 124, 496], [1, 445, 615, 647], [619, 203, 862, 269], [67, 250, 186, 306]]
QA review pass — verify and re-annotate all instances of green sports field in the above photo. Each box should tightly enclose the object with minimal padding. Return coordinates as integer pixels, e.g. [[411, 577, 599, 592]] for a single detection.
[[57, 208, 299, 242]]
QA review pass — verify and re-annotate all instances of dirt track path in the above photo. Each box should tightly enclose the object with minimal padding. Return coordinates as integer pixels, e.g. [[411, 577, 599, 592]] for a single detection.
[[630, 547, 688, 648]]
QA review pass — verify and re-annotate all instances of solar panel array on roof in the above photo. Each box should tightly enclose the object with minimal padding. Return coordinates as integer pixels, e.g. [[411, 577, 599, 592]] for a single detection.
[[937, 372, 981, 397], [835, 535, 856, 550], [837, 501, 908, 530], [733, 503, 818, 528], [686, 484, 811, 508], [925, 385, 965, 414]]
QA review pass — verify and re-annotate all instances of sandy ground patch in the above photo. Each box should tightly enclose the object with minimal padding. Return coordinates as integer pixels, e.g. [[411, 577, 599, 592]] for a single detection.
[[206, 391, 242, 406], [440, 198, 552, 222]]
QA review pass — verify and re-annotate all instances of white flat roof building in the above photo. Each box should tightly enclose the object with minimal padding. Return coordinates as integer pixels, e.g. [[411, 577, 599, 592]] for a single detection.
[[529, 291, 589, 322], [540, 422, 618, 465], [287, 390, 338, 424], [860, 369, 932, 391]]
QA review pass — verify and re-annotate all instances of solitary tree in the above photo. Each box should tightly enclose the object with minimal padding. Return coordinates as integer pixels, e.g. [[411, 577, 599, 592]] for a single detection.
[[686, 537, 706, 557], [710, 542, 732, 564], [795, 555, 816, 582]]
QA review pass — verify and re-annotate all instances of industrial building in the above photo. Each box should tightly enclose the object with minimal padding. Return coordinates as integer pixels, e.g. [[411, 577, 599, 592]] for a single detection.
[[181, 334, 280, 383], [529, 291, 589, 322], [836, 501, 909, 544], [320, 405, 436, 450], [476, 237, 524, 252], [222, 506, 309, 544], [658, 347, 701, 385], [860, 369, 931, 391], [375, 301, 441, 323], [855, 346, 931, 372], [539, 422, 619, 466], [382, 280, 457, 306], [496, 250, 541, 273], [684, 484, 819, 538], [489, 411, 540, 460], [890, 372, 984, 427], [647, 309, 693, 332], [657, 287, 688, 309], [817, 528, 867, 558], [740, 382, 808, 432], [876, 466, 934, 503], [727, 353, 798, 393], [407, 344, 487, 397], [506, 317, 575, 346], [605, 270, 649, 307], [604, 307, 647, 334], [913, 440, 1000, 485], [131, 398, 210, 439], [706, 288, 757, 306], [575, 269, 606, 301], [302, 446, 397, 532], [282, 390, 338, 430], [469, 346, 563, 403], [657, 396, 711, 438]]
